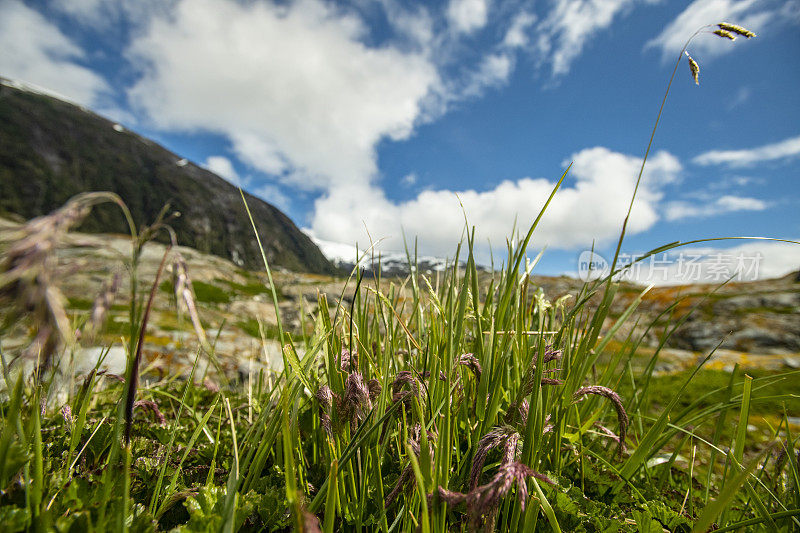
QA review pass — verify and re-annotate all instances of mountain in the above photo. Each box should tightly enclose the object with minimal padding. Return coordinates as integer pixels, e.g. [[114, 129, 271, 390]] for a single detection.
[[0, 79, 336, 274], [305, 230, 488, 277]]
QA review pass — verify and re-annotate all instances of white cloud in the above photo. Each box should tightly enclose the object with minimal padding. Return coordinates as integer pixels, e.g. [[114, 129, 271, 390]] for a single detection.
[[50, 0, 175, 28], [204, 155, 241, 186], [534, 0, 636, 76], [380, 3, 435, 51], [311, 147, 682, 259], [460, 53, 514, 97], [447, 0, 490, 34], [228, 132, 289, 178], [645, 0, 773, 60], [665, 194, 767, 221], [693, 135, 800, 167], [253, 184, 291, 213], [127, 0, 439, 191], [503, 11, 536, 48], [727, 86, 751, 110], [0, 0, 109, 106], [604, 240, 800, 285], [401, 173, 418, 186]]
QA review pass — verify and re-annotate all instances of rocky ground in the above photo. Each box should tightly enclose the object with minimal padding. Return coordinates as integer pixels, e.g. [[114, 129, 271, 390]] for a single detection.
[[2, 216, 798, 384]]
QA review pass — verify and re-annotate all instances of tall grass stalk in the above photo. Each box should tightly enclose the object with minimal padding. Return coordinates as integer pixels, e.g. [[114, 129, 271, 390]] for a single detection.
[[0, 19, 797, 533]]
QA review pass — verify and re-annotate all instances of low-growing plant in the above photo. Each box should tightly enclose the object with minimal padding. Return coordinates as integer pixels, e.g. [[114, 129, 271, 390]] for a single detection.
[[0, 21, 798, 533]]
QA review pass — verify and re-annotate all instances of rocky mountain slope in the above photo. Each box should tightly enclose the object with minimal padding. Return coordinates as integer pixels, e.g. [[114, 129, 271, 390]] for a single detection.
[[2, 214, 797, 381], [528, 273, 800, 369], [0, 79, 335, 274]]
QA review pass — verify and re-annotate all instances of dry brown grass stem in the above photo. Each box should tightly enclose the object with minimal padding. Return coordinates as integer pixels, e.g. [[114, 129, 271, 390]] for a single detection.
[[0, 192, 129, 370]]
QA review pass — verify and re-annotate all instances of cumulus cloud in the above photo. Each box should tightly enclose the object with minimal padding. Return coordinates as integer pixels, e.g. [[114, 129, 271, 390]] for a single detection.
[[0, 0, 109, 105], [204, 155, 241, 186], [447, 0, 490, 34], [49, 0, 174, 28], [311, 147, 682, 259], [127, 0, 439, 190], [664, 195, 767, 221], [533, 0, 637, 76], [645, 0, 776, 60], [600, 240, 800, 285], [254, 184, 291, 213], [693, 135, 800, 167]]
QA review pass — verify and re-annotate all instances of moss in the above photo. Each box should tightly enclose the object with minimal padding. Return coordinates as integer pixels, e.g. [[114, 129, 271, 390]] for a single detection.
[[190, 281, 231, 305]]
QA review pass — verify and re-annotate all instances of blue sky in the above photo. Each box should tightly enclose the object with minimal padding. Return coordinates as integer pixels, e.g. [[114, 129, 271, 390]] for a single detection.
[[1, 0, 799, 282]]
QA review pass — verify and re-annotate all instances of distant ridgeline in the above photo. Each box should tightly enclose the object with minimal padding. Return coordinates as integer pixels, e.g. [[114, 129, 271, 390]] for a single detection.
[[0, 80, 336, 274]]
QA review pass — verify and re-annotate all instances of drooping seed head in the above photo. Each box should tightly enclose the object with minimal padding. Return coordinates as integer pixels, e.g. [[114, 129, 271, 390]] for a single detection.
[[133, 399, 166, 426], [458, 353, 483, 382], [573, 385, 629, 455], [718, 22, 756, 38], [470, 426, 520, 489], [436, 486, 467, 506], [685, 51, 700, 85], [543, 344, 562, 364], [340, 347, 357, 372], [86, 272, 121, 339], [592, 422, 626, 452], [385, 424, 437, 507], [203, 378, 220, 393], [315, 385, 336, 437], [385, 464, 414, 507], [301, 508, 323, 532], [61, 405, 74, 425], [470, 461, 555, 530], [390, 370, 421, 403], [712, 29, 736, 40], [367, 378, 382, 401], [0, 195, 104, 369], [343, 372, 372, 429]]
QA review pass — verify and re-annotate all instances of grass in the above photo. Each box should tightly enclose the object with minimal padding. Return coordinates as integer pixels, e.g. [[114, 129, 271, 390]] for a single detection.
[[1, 20, 799, 533]]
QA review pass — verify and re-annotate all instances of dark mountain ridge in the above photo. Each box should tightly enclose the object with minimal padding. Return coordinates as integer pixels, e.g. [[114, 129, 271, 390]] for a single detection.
[[0, 79, 336, 274]]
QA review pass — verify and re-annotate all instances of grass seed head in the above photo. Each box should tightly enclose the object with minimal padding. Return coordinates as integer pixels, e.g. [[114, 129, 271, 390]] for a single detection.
[[573, 385, 629, 455], [543, 344, 562, 364], [469, 461, 555, 530], [391, 370, 421, 403], [343, 371, 372, 430], [367, 378, 382, 401], [470, 426, 520, 489], [60, 404, 74, 425], [133, 399, 166, 426], [86, 272, 121, 340], [301, 508, 323, 533], [315, 385, 336, 437], [340, 347, 357, 372], [685, 51, 700, 85], [718, 22, 756, 38], [0, 194, 118, 370], [458, 353, 483, 382], [713, 29, 736, 40]]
